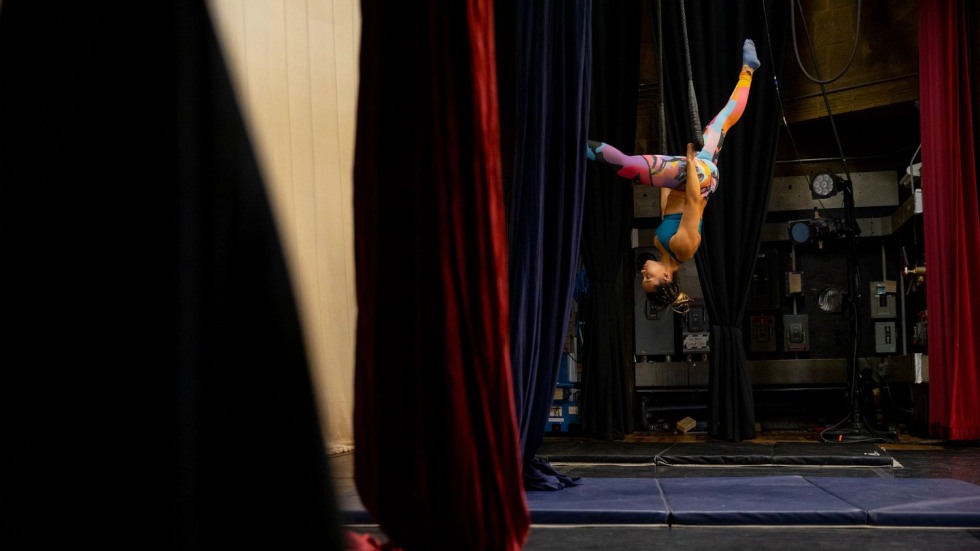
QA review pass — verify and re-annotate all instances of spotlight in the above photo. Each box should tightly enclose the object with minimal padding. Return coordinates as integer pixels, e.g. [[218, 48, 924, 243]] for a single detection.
[[788, 220, 813, 245], [810, 170, 844, 200], [788, 218, 835, 245], [817, 287, 844, 313]]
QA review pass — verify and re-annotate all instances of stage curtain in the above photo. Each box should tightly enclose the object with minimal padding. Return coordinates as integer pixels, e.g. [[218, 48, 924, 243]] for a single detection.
[[0, 2, 341, 549], [919, 0, 980, 441], [659, 1, 790, 441], [352, 0, 530, 549], [579, 0, 642, 441], [506, 1, 592, 490]]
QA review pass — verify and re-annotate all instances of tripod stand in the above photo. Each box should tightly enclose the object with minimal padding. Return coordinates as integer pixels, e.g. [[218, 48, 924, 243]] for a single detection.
[[820, 181, 898, 444]]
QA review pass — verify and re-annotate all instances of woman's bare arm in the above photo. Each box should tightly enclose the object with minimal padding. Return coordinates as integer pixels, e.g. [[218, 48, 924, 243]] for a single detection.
[[671, 143, 707, 260]]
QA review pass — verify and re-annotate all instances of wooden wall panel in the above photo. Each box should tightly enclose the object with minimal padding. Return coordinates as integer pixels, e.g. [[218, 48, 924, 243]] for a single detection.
[[781, 0, 919, 122]]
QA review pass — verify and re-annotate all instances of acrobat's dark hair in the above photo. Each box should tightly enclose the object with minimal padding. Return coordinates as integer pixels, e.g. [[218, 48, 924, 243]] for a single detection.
[[635, 251, 658, 272], [645, 280, 681, 313]]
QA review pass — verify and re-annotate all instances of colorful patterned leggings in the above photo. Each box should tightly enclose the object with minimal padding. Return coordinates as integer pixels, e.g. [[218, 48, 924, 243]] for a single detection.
[[587, 66, 755, 197]]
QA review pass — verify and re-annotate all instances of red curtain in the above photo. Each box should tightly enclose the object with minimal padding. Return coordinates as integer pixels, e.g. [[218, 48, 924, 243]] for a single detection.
[[352, 0, 529, 549], [919, 0, 980, 441]]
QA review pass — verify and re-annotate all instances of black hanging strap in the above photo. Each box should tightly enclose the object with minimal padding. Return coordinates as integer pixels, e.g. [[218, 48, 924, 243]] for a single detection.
[[678, 0, 703, 150], [652, 0, 667, 150]]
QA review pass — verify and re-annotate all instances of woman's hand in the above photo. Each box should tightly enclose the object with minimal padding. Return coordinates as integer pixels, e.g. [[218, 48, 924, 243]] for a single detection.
[[686, 143, 713, 198], [685, 143, 701, 202]]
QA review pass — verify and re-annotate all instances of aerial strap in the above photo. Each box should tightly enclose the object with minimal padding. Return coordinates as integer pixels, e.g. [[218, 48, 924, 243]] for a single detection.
[[678, 0, 703, 150], [651, 0, 702, 151], [653, 0, 667, 149]]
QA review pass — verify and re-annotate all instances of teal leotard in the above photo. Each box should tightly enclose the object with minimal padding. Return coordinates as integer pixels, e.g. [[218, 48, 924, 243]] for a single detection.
[[655, 213, 702, 262]]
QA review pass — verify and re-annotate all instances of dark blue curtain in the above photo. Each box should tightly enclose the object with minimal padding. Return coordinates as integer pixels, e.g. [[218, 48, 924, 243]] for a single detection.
[[660, 1, 790, 441], [580, 1, 643, 441], [0, 2, 340, 548], [508, 1, 592, 490]]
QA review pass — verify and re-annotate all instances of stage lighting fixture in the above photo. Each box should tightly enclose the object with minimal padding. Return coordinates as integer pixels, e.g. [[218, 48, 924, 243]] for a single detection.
[[789, 220, 812, 245], [788, 218, 835, 245], [817, 287, 844, 313], [810, 170, 844, 200]]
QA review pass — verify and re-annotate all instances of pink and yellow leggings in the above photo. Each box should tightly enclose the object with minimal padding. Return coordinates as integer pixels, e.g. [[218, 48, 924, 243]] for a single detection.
[[587, 66, 755, 197]]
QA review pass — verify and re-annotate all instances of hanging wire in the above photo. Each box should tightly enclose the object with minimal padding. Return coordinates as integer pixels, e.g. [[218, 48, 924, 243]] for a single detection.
[[791, 0, 862, 85], [761, 0, 805, 169], [763, 0, 837, 210], [792, 0, 854, 186], [784, 0, 894, 443]]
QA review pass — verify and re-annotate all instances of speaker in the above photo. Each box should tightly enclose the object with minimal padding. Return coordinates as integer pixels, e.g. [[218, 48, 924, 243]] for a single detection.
[[633, 247, 675, 356]]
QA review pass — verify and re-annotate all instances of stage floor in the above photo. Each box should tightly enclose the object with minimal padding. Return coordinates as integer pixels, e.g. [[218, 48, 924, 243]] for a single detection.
[[332, 433, 980, 550]]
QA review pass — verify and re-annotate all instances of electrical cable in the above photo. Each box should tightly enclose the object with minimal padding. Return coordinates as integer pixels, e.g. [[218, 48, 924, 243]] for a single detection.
[[762, 0, 836, 211], [761, 0, 805, 167], [790, 0, 862, 85], [767, 0, 896, 444], [793, 0, 854, 185]]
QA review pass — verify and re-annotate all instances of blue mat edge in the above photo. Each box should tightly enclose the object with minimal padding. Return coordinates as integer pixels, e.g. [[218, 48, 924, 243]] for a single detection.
[[336, 477, 980, 527]]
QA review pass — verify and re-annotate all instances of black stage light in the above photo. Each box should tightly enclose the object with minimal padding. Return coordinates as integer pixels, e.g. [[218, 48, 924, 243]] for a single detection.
[[789, 220, 812, 245], [789, 218, 834, 245]]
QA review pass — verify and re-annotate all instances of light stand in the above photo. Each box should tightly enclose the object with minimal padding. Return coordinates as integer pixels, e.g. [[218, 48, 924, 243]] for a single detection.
[[820, 180, 897, 443]]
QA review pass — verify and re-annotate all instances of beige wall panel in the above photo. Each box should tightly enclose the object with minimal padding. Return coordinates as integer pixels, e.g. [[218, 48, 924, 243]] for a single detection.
[[307, 0, 357, 449], [208, 0, 251, 117], [332, 0, 359, 340], [285, 1, 355, 450], [241, 1, 294, 234], [208, 0, 360, 452]]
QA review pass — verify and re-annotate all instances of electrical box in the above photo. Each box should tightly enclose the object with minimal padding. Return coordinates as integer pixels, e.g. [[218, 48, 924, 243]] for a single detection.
[[785, 271, 804, 296], [870, 280, 897, 318], [748, 248, 781, 309], [547, 385, 581, 433], [875, 321, 897, 354], [749, 314, 777, 352], [783, 314, 809, 352], [682, 303, 710, 354]]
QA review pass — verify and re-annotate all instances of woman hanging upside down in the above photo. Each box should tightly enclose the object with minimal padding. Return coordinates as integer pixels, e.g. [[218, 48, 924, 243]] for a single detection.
[[587, 39, 761, 314]]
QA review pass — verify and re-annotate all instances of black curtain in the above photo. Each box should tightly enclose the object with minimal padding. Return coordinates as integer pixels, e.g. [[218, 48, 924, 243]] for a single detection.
[[507, 1, 592, 490], [0, 3, 340, 548], [660, 1, 790, 441], [580, 1, 643, 441]]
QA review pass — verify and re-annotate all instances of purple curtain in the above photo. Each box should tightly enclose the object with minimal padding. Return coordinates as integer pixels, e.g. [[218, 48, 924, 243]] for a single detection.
[[353, 0, 529, 548], [506, 1, 593, 490], [919, 0, 980, 441], [579, 0, 643, 441]]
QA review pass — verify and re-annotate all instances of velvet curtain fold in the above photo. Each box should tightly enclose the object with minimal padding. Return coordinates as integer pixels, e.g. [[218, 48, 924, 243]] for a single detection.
[[918, 0, 980, 441], [580, 0, 643, 442], [353, 0, 529, 548], [0, 2, 341, 548], [507, 1, 592, 490], [659, 0, 789, 441]]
